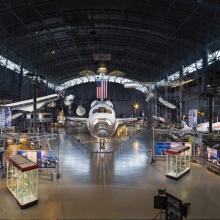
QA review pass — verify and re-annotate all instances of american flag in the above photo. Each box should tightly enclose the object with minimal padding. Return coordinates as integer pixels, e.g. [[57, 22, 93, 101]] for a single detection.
[[96, 78, 108, 100]]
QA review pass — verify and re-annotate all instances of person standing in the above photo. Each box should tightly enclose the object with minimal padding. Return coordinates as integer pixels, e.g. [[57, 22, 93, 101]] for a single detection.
[[0, 146, 4, 169]]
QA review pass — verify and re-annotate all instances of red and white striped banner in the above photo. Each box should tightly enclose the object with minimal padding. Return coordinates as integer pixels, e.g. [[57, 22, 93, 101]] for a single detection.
[[96, 79, 108, 100]]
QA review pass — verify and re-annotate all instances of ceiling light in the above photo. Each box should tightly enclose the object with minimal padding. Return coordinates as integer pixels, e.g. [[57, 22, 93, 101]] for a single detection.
[[133, 103, 140, 110], [97, 65, 107, 75]]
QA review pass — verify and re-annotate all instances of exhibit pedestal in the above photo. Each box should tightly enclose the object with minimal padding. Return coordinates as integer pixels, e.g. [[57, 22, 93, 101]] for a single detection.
[[7, 155, 38, 208], [166, 145, 191, 180]]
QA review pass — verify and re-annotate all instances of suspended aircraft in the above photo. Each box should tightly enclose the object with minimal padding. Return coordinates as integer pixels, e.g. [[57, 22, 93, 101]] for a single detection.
[[67, 100, 137, 139], [1, 94, 59, 119], [158, 96, 176, 109]]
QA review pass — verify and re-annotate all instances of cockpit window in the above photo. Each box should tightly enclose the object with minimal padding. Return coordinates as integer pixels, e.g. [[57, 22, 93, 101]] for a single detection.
[[92, 109, 97, 114], [93, 107, 112, 114]]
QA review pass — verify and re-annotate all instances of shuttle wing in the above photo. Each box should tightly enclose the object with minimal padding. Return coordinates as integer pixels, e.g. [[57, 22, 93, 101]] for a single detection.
[[117, 118, 137, 125]]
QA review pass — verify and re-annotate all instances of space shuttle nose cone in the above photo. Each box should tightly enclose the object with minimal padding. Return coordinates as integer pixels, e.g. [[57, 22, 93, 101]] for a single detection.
[[97, 130, 109, 138]]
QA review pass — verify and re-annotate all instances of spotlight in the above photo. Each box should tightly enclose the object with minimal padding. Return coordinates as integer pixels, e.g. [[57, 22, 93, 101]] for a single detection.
[[134, 103, 139, 110]]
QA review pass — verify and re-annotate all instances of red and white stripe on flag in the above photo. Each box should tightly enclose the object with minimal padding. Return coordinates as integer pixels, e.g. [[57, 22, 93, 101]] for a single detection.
[[103, 79, 108, 99], [96, 78, 108, 100]]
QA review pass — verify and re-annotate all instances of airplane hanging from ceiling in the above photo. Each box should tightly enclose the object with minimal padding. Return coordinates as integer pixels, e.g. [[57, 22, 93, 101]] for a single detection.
[[2, 94, 59, 119]]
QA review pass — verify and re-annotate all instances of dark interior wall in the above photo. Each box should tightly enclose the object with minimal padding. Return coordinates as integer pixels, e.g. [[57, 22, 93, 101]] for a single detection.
[[65, 83, 148, 117], [151, 80, 220, 123], [0, 66, 54, 101], [181, 89, 219, 122], [181, 64, 220, 122]]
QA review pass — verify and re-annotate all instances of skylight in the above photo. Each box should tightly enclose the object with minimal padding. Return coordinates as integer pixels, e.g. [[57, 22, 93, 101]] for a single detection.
[[165, 50, 216, 84], [56, 75, 152, 95], [0, 47, 219, 92], [0, 54, 55, 89], [208, 49, 220, 65]]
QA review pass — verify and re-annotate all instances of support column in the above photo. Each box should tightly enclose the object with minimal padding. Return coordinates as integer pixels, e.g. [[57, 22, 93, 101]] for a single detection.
[[202, 48, 209, 93], [207, 86, 214, 133], [33, 81, 37, 132], [154, 86, 158, 116], [209, 95, 213, 133], [179, 66, 184, 121], [165, 83, 168, 119], [18, 64, 23, 100], [46, 79, 48, 95], [202, 48, 213, 132]]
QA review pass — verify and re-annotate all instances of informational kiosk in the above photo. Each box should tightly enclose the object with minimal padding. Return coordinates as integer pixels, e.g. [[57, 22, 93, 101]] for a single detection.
[[7, 155, 38, 208], [166, 145, 190, 180]]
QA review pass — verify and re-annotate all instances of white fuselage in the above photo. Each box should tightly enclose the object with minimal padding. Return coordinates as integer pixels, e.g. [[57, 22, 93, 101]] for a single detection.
[[87, 102, 117, 138], [196, 122, 220, 132], [181, 120, 220, 134], [5, 94, 59, 112]]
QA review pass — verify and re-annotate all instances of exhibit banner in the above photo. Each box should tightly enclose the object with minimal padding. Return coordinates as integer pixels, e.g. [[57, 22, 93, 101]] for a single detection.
[[5, 107, 12, 128], [207, 147, 220, 167], [0, 108, 4, 128], [0, 107, 12, 129], [188, 109, 197, 127], [156, 142, 171, 156], [17, 150, 57, 168], [156, 142, 192, 156]]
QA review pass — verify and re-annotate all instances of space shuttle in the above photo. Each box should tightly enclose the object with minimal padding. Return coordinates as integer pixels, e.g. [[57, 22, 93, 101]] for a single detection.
[[2, 94, 59, 119], [67, 100, 137, 139]]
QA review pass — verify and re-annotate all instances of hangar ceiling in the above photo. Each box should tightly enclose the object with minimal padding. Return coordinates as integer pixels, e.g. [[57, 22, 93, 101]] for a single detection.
[[0, 0, 220, 85]]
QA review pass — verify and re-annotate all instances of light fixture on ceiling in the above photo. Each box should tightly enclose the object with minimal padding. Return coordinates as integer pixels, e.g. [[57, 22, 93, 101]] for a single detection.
[[97, 64, 107, 76], [79, 69, 95, 76], [109, 70, 125, 77]]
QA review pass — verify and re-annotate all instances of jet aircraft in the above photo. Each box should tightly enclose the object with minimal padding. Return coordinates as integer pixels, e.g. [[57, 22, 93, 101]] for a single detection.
[[1, 94, 59, 119]]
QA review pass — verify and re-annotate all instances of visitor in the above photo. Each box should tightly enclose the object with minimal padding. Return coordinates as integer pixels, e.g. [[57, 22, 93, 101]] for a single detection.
[[0, 146, 4, 169]]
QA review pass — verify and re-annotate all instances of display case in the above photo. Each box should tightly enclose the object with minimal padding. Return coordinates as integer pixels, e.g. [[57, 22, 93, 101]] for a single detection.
[[166, 145, 190, 180], [7, 155, 38, 208]]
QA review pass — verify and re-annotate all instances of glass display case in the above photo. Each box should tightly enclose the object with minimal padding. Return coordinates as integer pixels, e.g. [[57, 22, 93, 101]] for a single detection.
[[7, 155, 38, 208], [166, 145, 190, 180]]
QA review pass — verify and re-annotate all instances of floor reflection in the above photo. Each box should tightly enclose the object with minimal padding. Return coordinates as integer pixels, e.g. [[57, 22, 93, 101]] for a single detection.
[[59, 128, 151, 185]]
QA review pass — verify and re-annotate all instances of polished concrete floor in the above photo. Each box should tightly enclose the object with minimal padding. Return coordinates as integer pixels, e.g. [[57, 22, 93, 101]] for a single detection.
[[1, 127, 220, 219]]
